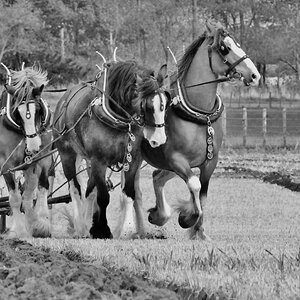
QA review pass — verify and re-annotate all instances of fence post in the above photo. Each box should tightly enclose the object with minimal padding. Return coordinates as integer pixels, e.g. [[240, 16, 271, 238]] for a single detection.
[[243, 107, 247, 147], [262, 108, 267, 147], [0, 186, 5, 234], [222, 106, 227, 146], [282, 108, 287, 148], [0, 215, 6, 234]]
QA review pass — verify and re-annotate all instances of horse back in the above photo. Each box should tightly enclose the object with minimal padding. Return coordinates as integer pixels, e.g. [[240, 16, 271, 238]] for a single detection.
[[53, 83, 97, 133]]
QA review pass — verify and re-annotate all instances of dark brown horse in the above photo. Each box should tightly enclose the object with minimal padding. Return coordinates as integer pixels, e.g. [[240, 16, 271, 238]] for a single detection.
[[117, 21, 261, 239], [52, 60, 169, 238], [0, 65, 53, 238]]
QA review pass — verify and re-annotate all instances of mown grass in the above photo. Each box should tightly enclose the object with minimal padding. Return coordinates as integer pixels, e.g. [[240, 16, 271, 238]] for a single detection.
[[30, 236, 300, 299], [27, 166, 300, 299]]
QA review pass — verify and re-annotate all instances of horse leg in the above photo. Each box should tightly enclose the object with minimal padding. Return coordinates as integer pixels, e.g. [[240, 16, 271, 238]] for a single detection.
[[133, 167, 146, 237], [59, 150, 87, 237], [21, 166, 41, 237], [83, 162, 96, 236], [168, 156, 202, 229], [31, 161, 52, 238], [89, 159, 112, 239], [115, 164, 145, 239], [69, 154, 90, 237], [4, 173, 28, 238], [148, 169, 175, 226], [189, 157, 219, 240], [47, 152, 57, 223], [73, 155, 92, 237]]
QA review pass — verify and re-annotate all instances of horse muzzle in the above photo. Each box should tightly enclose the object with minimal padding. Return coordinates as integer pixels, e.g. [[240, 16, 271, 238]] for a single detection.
[[144, 126, 167, 148]]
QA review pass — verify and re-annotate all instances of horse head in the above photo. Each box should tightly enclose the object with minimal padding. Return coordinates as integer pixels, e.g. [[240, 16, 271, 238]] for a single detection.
[[4, 66, 50, 154], [106, 61, 168, 148], [136, 64, 168, 147], [205, 20, 260, 86]]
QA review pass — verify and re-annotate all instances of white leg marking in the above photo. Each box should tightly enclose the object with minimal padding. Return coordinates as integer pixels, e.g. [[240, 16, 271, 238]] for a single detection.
[[30, 187, 51, 237], [8, 189, 28, 238], [187, 175, 202, 215], [133, 169, 146, 237], [151, 171, 174, 225], [114, 193, 136, 239], [36, 187, 49, 218], [156, 185, 172, 219]]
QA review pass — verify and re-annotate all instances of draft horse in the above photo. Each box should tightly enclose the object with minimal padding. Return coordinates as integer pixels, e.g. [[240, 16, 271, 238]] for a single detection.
[[117, 21, 261, 239], [0, 64, 53, 238], [52, 60, 169, 238]]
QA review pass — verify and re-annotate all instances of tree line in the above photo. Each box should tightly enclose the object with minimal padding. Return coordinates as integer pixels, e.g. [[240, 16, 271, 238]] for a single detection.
[[0, 0, 299, 87]]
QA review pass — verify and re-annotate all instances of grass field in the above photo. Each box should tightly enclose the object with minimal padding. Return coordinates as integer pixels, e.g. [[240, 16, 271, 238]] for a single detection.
[[19, 150, 299, 300]]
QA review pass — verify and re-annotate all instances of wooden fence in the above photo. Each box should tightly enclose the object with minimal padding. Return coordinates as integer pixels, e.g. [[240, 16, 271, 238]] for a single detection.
[[222, 107, 300, 147]]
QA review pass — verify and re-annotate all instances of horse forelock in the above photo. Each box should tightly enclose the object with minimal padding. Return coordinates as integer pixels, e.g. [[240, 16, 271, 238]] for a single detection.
[[137, 76, 159, 100], [107, 61, 157, 115], [10, 66, 48, 110]]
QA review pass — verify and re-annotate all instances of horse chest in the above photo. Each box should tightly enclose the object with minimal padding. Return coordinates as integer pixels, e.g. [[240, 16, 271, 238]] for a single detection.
[[82, 126, 140, 164]]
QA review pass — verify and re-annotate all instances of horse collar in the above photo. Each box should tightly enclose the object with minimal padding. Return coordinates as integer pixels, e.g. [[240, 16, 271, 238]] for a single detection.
[[172, 79, 224, 125]]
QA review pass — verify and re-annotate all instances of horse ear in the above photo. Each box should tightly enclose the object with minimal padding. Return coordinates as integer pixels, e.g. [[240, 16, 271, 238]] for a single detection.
[[206, 19, 216, 36], [32, 84, 44, 97], [4, 84, 16, 95], [136, 74, 143, 85], [156, 64, 168, 86], [157, 64, 168, 79]]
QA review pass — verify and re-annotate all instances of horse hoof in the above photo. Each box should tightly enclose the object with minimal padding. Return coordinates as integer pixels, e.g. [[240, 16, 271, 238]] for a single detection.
[[148, 213, 168, 227], [148, 214, 153, 224], [178, 213, 199, 228], [148, 207, 169, 226], [90, 227, 113, 239]]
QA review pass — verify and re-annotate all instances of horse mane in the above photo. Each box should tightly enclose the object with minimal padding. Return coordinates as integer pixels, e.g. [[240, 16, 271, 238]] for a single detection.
[[10, 66, 48, 110], [106, 61, 157, 114], [177, 33, 207, 81]]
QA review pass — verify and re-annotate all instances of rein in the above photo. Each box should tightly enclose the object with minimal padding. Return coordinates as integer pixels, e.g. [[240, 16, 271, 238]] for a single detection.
[[184, 76, 231, 89]]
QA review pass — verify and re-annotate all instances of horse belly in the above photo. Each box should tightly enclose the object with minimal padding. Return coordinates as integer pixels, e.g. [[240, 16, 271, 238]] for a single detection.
[[82, 123, 140, 167]]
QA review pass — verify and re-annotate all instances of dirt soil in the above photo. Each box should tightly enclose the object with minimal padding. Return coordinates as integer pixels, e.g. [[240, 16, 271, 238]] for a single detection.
[[0, 238, 217, 300], [217, 166, 300, 192]]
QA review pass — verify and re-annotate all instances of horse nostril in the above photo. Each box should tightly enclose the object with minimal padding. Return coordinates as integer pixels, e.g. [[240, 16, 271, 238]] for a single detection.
[[252, 74, 257, 79], [150, 140, 159, 148]]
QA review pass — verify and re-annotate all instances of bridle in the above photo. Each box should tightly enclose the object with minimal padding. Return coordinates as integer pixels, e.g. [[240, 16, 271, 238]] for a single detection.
[[208, 33, 249, 79], [140, 86, 167, 129], [17, 97, 49, 138], [184, 32, 250, 89]]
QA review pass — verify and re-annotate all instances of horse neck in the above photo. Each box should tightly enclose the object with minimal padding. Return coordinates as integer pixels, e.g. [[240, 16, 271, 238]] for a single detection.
[[183, 40, 218, 111]]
